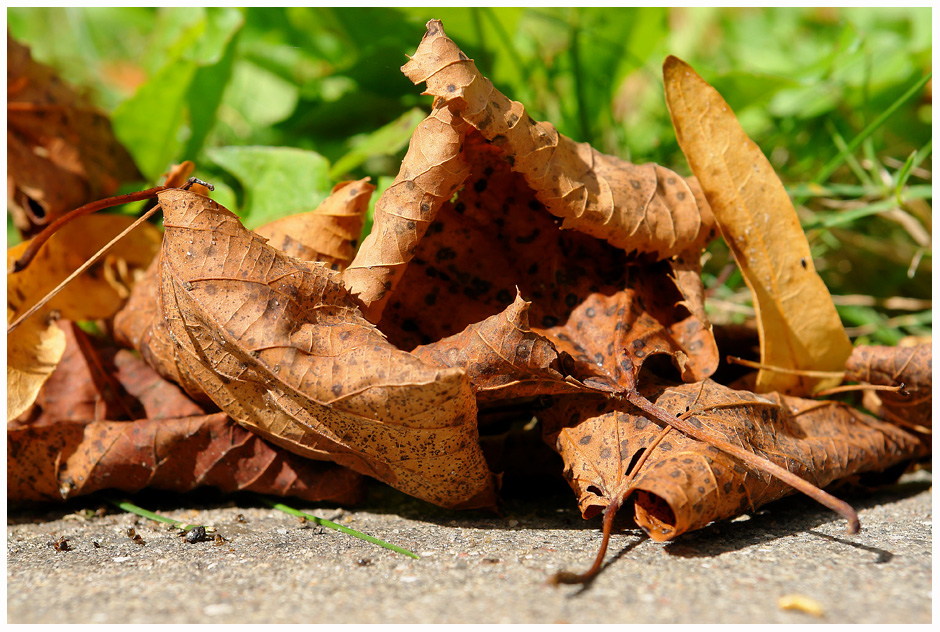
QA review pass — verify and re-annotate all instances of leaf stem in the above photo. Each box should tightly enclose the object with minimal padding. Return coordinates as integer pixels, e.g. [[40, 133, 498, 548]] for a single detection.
[[7, 204, 163, 335], [10, 186, 167, 274], [624, 390, 860, 535], [259, 497, 420, 560], [726, 356, 846, 379]]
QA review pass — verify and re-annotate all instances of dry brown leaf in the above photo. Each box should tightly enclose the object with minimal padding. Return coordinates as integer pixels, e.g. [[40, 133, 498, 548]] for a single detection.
[[343, 20, 716, 324], [376, 130, 718, 396], [663, 55, 852, 396], [401, 21, 716, 259], [8, 414, 364, 504], [342, 105, 471, 321], [7, 213, 161, 418], [845, 344, 931, 433], [9, 327, 364, 505], [117, 187, 497, 510], [7, 34, 142, 236], [255, 177, 374, 270], [541, 377, 923, 539]]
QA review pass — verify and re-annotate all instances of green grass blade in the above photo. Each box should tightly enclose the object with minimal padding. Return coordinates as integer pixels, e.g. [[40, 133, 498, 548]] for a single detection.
[[259, 497, 420, 560], [894, 150, 918, 204], [104, 496, 202, 530], [803, 199, 899, 230], [825, 119, 873, 187], [895, 139, 932, 198], [812, 72, 931, 187]]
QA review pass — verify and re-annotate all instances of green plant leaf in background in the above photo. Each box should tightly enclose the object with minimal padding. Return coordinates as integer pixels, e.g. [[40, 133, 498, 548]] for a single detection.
[[329, 107, 427, 181], [206, 146, 332, 229], [111, 8, 244, 181]]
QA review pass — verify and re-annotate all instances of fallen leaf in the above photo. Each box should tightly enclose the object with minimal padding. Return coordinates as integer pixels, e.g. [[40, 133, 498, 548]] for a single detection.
[[401, 20, 716, 260], [540, 377, 923, 539], [7, 413, 364, 505], [254, 177, 374, 270], [7, 34, 142, 236], [7, 213, 161, 418], [8, 330, 364, 505], [844, 344, 931, 432], [663, 55, 852, 396], [375, 130, 718, 395], [119, 187, 497, 510]]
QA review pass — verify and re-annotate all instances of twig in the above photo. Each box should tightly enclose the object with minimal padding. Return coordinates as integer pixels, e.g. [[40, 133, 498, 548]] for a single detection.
[[7, 204, 162, 335]]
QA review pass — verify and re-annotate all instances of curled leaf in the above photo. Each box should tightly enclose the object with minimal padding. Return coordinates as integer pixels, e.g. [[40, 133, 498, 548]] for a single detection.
[[343, 105, 471, 321], [541, 378, 923, 539], [401, 20, 716, 260], [254, 177, 374, 270], [844, 344, 931, 433]]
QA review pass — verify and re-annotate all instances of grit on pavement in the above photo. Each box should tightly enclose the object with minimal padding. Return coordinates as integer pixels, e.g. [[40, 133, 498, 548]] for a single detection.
[[6, 469, 931, 624]]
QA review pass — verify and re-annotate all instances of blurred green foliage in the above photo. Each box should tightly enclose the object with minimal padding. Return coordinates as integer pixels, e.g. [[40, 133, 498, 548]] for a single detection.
[[8, 7, 931, 341]]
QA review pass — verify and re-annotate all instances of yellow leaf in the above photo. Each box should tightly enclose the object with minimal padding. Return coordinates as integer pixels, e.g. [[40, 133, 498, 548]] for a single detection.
[[7, 213, 161, 418], [663, 56, 852, 395], [7, 308, 65, 420]]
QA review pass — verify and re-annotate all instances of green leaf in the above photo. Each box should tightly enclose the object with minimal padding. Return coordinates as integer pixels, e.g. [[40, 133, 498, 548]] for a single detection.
[[184, 26, 241, 158], [112, 61, 198, 180], [223, 60, 300, 129], [329, 107, 426, 180], [206, 146, 332, 228], [181, 7, 244, 65]]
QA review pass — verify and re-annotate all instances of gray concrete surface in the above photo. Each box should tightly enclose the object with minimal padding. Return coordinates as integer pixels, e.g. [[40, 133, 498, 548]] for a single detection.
[[6, 469, 931, 624]]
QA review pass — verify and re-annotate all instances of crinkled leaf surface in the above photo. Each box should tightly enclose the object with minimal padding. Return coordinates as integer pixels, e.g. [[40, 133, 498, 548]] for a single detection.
[[124, 188, 496, 510], [845, 344, 931, 432], [402, 20, 716, 260], [374, 131, 718, 396], [541, 377, 923, 540]]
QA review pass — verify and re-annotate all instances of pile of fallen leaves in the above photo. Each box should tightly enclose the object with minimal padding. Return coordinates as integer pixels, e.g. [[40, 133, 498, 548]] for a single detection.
[[7, 21, 930, 577]]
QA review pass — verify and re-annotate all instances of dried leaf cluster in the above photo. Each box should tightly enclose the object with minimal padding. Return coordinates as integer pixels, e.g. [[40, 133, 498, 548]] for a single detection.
[[7, 21, 930, 570]]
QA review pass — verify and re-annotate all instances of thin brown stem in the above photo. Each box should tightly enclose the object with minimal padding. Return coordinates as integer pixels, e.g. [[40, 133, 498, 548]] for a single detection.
[[7, 205, 162, 335], [550, 426, 674, 586], [815, 383, 907, 397], [549, 494, 623, 586], [624, 390, 860, 535], [726, 356, 845, 379], [10, 186, 167, 274]]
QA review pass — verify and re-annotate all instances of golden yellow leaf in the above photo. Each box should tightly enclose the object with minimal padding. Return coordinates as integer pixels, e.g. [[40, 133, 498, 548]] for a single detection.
[[7, 308, 66, 420], [7, 213, 162, 418], [663, 56, 852, 395]]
